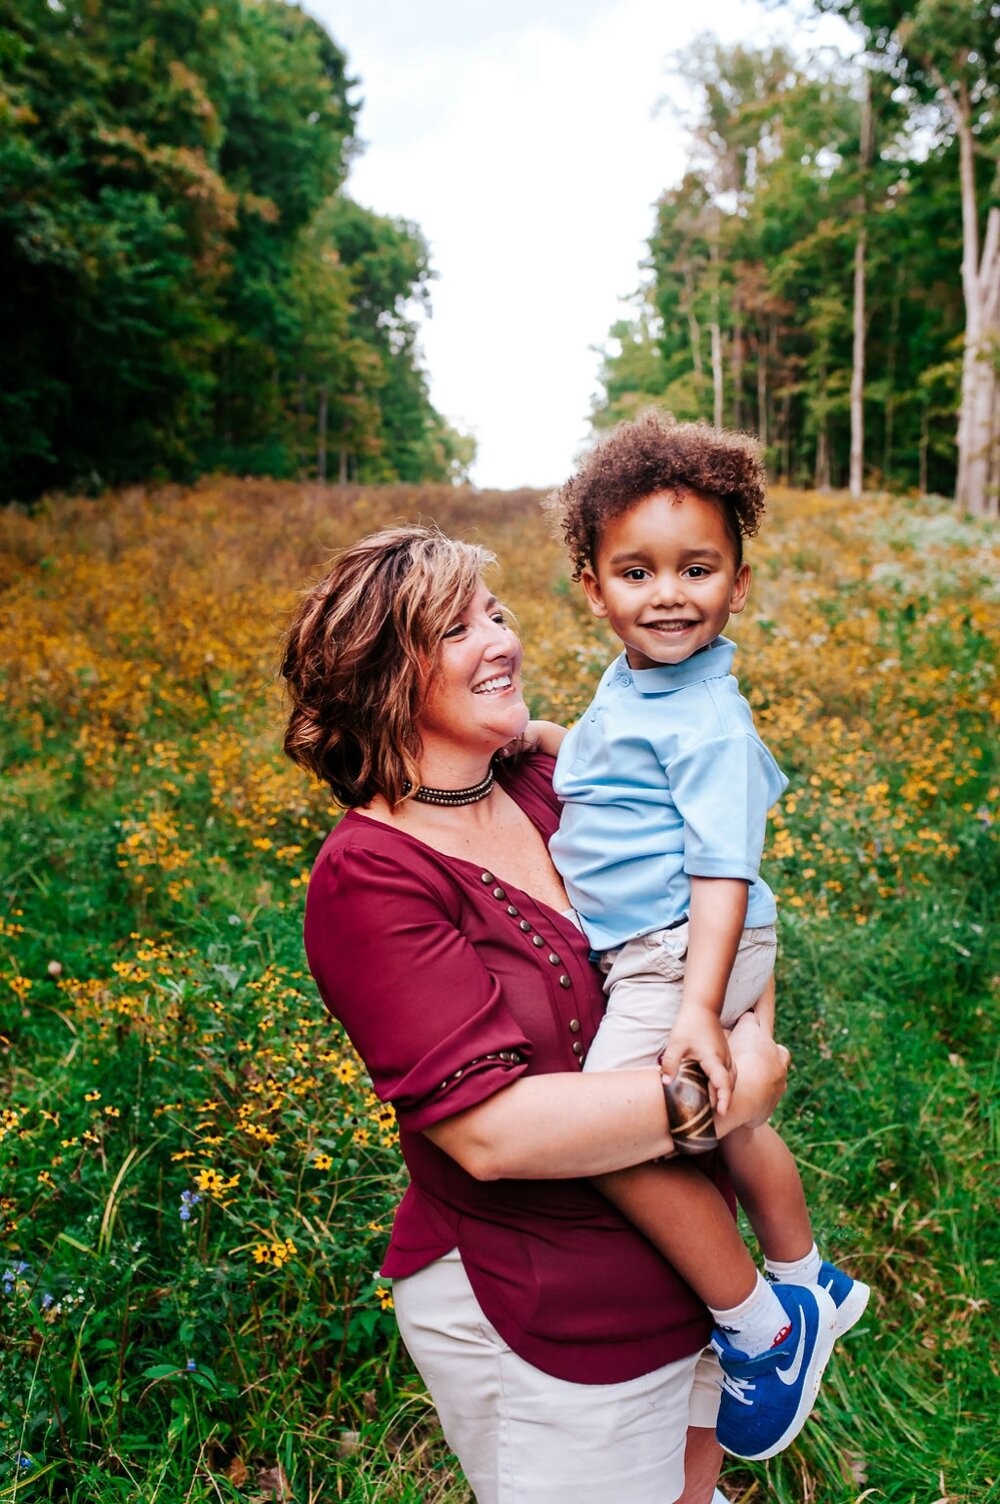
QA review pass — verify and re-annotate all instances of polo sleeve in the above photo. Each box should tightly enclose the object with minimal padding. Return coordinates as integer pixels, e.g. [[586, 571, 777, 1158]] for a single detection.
[[668, 734, 786, 882], [305, 844, 531, 1132]]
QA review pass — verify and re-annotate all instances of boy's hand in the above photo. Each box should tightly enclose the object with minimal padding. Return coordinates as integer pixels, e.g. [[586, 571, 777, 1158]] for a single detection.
[[500, 718, 567, 759], [660, 1005, 736, 1117]]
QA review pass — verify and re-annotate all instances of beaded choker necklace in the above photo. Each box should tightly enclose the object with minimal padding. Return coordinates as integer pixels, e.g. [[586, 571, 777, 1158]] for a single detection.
[[408, 768, 495, 807]]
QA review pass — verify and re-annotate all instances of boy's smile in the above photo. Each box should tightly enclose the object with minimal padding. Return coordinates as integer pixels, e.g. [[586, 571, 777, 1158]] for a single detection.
[[581, 489, 751, 672]]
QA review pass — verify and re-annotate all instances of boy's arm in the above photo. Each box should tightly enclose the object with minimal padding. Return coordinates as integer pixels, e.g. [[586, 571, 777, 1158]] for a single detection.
[[659, 876, 749, 1117], [520, 718, 568, 757], [751, 972, 775, 1037]]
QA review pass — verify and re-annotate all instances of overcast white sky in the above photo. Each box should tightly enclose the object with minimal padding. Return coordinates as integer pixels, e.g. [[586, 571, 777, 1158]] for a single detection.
[[304, 1, 856, 489]]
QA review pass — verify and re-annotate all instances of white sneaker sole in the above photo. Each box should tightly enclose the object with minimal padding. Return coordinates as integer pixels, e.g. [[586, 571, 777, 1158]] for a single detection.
[[827, 1278, 871, 1338]]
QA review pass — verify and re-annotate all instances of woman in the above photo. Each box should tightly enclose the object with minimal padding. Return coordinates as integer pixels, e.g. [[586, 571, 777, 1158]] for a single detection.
[[281, 525, 789, 1504]]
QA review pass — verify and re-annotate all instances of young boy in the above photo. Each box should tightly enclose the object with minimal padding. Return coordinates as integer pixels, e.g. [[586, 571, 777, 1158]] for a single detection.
[[536, 413, 870, 1463]]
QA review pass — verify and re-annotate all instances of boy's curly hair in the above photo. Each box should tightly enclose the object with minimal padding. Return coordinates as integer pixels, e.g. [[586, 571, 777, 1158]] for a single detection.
[[546, 411, 767, 579]]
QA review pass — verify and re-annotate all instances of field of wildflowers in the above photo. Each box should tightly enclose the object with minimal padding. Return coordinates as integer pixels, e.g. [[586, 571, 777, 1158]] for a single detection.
[[1, 479, 997, 1503]]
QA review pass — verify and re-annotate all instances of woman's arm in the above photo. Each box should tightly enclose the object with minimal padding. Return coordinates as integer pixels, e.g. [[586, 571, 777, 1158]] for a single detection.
[[425, 1011, 788, 1181]]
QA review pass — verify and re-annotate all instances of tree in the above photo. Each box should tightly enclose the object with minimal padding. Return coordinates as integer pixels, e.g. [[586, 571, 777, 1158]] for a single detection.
[[850, 71, 875, 496], [592, 32, 968, 496], [0, 0, 243, 493], [0, 0, 457, 499], [806, 0, 1000, 514]]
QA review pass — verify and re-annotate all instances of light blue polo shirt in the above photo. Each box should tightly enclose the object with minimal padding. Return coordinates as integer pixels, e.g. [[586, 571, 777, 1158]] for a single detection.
[[550, 636, 787, 953]]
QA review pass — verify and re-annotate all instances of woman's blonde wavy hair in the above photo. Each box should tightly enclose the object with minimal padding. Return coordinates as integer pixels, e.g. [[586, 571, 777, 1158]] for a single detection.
[[281, 525, 493, 808]]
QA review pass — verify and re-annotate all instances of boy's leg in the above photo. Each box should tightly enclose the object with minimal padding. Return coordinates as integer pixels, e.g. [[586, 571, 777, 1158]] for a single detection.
[[720, 1123, 813, 1265], [584, 927, 689, 1074], [723, 1131, 871, 1341], [594, 1160, 759, 1311], [589, 933, 789, 1339], [720, 933, 871, 1337], [596, 1161, 838, 1463]]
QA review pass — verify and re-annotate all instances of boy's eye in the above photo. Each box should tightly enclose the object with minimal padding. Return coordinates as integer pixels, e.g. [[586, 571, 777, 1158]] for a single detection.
[[684, 565, 711, 578], [623, 568, 650, 582]]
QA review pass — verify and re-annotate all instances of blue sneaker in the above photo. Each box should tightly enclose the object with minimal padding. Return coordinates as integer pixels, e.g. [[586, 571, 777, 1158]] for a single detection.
[[711, 1282, 837, 1461], [818, 1260, 871, 1338]]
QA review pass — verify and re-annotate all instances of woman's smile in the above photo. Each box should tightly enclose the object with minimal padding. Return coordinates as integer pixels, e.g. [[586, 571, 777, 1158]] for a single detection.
[[419, 581, 528, 752], [472, 672, 513, 695]]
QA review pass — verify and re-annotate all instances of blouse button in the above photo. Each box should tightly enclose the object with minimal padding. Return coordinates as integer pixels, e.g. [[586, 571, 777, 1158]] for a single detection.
[[531, 935, 545, 948], [480, 871, 494, 884], [572, 1041, 584, 1057], [492, 886, 506, 900], [506, 904, 519, 916], [519, 920, 532, 933], [547, 953, 560, 965], [569, 1019, 581, 1033], [558, 975, 572, 989]]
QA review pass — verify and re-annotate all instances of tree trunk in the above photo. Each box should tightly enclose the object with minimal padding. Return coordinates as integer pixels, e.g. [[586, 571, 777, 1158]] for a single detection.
[[815, 418, 830, 491], [317, 384, 328, 484], [683, 265, 703, 382], [731, 288, 744, 430], [756, 338, 768, 450], [815, 365, 831, 491], [919, 402, 929, 497], [849, 229, 867, 496], [296, 371, 307, 480], [339, 447, 348, 484], [959, 203, 1000, 516], [933, 71, 1000, 517], [883, 287, 900, 481], [710, 234, 724, 427], [850, 74, 873, 499]]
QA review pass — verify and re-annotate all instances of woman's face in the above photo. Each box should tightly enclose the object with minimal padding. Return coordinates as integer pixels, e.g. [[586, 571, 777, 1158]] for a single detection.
[[418, 580, 528, 755]]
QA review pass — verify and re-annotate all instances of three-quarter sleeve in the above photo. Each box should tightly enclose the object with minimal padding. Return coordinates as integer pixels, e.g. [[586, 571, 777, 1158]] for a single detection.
[[305, 840, 532, 1131]]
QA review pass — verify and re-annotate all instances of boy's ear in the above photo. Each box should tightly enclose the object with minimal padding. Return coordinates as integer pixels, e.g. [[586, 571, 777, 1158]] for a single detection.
[[729, 562, 752, 615], [580, 566, 609, 619]]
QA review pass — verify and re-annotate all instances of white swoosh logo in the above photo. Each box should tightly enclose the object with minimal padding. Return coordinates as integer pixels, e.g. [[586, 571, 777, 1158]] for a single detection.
[[776, 1319, 807, 1386]]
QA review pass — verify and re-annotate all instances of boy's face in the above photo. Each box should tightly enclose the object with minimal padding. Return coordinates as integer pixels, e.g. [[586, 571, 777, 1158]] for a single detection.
[[581, 489, 751, 672]]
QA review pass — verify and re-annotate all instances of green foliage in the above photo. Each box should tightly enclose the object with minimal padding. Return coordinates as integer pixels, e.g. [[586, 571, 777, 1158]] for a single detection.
[[0, 2, 471, 501], [592, 14, 997, 495]]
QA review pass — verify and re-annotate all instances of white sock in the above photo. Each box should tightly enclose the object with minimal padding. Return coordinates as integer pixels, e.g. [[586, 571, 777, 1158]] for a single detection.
[[764, 1243, 822, 1287], [709, 1271, 792, 1358]]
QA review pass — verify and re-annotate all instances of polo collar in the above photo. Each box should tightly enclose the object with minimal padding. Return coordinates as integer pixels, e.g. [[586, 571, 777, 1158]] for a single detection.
[[624, 636, 736, 696]]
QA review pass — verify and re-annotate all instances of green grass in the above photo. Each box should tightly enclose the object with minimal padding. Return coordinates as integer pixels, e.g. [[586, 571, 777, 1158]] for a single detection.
[[1, 480, 997, 1502]]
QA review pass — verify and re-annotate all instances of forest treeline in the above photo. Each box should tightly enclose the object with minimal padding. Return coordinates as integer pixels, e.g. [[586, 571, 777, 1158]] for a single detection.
[[0, 0, 473, 502], [592, 0, 999, 514]]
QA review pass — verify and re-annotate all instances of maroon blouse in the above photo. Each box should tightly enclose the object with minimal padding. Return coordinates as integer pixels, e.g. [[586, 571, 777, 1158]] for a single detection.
[[304, 752, 727, 1382]]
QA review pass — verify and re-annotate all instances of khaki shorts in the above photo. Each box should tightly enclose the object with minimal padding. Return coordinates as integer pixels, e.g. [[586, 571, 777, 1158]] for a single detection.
[[584, 922, 777, 1074], [393, 1248, 721, 1504]]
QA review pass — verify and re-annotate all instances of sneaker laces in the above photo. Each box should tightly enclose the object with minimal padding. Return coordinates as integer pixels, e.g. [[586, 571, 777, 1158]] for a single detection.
[[718, 1371, 756, 1406]]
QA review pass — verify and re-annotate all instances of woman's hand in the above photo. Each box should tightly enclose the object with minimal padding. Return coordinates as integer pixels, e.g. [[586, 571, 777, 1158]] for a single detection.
[[717, 1010, 789, 1133]]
